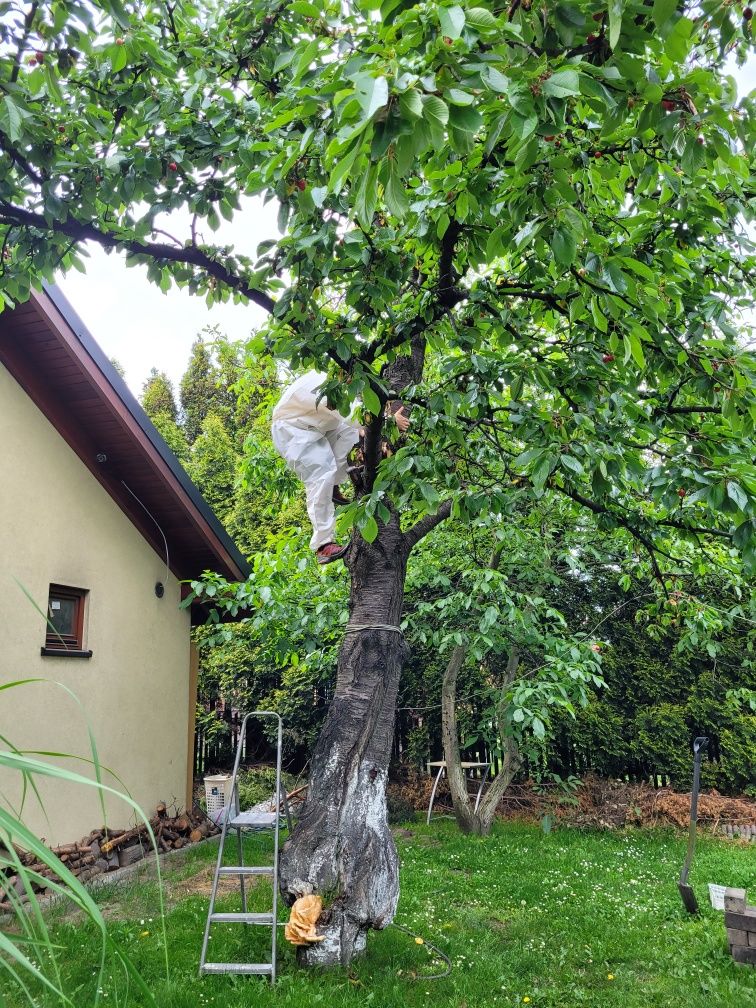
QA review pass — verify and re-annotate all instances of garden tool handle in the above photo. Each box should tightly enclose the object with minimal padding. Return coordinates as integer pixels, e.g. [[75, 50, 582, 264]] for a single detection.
[[680, 737, 709, 886]]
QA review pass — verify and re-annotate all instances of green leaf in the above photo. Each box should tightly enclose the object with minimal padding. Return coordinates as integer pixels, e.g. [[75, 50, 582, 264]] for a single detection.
[[399, 89, 423, 120], [354, 162, 379, 229], [100, 0, 131, 28], [652, 0, 677, 28], [449, 105, 483, 135], [726, 481, 748, 511], [514, 218, 543, 250], [362, 385, 381, 415], [0, 97, 24, 143], [361, 515, 379, 543], [665, 16, 694, 61], [380, 0, 416, 22], [483, 66, 509, 93], [623, 330, 646, 369], [466, 7, 498, 32], [552, 227, 576, 266], [446, 88, 474, 106], [439, 4, 465, 39], [354, 74, 389, 125], [608, 0, 624, 50], [384, 161, 409, 218], [681, 135, 706, 176], [110, 42, 128, 73], [423, 94, 449, 132], [329, 141, 362, 194], [542, 69, 581, 99]]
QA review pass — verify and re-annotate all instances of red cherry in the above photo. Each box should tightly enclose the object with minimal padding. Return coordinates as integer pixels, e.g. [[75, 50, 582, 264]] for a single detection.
[[95, 174, 102, 183], [115, 37, 125, 45], [57, 125, 66, 133], [544, 135, 555, 142], [35, 51, 45, 62], [296, 178, 307, 191], [587, 33, 597, 42], [602, 353, 615, 363], [27, 55, 38, 65], [591, 643, 602, 653], [168, 161, 178, 171], [744, 7, 753, 20], [592, 10, 604, 20], [593, 150, 603, 158], [661, 99, 676, 112], [677, 487, 687, 498], [696, 135, 705, 145], [443, 36, 453, 44]]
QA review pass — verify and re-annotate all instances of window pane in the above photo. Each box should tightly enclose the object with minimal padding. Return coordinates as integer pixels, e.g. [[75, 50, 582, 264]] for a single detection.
[[49, 597, 77, 639]]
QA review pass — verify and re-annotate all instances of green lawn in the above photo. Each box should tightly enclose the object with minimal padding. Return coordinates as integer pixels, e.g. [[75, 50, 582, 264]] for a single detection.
[[6, 819, 756, 1007]]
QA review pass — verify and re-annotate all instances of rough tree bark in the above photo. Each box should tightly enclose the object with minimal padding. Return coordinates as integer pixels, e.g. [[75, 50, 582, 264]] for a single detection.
[[278, 515, 410, 965]]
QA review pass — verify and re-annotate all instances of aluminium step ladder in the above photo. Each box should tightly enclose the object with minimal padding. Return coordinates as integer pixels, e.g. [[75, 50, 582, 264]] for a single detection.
[[199, 711, 292, 983]]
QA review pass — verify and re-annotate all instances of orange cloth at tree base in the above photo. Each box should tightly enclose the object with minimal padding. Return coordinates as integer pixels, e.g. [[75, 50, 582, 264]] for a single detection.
[[284, 894, 326, 945]]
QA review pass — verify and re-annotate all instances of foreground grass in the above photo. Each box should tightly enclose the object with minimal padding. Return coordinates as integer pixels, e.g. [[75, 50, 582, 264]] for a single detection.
[[4, 819, 756, 1007]]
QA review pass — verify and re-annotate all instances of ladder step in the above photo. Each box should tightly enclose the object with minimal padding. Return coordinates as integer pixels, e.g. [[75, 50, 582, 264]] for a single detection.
[[201, 962, 273, 975], [217, 866, 274, 876], [210, 912, 274, 924], [229, 812, 278, 828]]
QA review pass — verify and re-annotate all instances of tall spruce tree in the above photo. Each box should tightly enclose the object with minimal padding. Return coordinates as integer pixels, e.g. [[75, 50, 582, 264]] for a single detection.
[[141, 367, 178, 421], [180, 338, 218, 444]]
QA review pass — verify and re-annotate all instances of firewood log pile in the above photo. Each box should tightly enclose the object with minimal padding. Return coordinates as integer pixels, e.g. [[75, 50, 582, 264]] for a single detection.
[[0, 803, 218, 912]]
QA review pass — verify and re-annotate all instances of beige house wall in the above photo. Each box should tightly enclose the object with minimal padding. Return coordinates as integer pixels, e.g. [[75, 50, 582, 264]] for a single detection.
[[0, 362, 193, 845]]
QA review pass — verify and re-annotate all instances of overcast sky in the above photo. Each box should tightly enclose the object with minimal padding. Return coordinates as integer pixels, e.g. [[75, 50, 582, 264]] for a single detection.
[[57, 55, 756, 400]]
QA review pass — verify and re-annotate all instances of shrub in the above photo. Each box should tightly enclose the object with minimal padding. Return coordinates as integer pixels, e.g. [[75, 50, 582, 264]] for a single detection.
[[236, 765, 297, 810]]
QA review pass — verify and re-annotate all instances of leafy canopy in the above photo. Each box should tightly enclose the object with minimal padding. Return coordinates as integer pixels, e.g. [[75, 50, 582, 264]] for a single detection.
[[1, 0, 755, 573]]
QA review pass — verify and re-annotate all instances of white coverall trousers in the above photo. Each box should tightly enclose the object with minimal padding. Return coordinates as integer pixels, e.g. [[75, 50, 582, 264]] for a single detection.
[[271, 372, 359, 551]]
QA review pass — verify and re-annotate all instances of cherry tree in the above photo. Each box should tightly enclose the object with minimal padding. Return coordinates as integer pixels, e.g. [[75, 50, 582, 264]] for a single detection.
[[2, 0, 755, 965]]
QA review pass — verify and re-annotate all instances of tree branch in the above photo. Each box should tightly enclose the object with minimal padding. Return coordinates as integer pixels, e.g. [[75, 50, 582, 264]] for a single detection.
[[0, 202, 276, 314], [404, 499, 453, 550], [438, 219, 463, 307], [656, 405, 721, 415], [10, 0, 38, 84]]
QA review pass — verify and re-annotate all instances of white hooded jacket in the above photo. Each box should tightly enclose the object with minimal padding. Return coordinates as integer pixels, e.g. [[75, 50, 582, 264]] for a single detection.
[[271, 372, 359, 551]]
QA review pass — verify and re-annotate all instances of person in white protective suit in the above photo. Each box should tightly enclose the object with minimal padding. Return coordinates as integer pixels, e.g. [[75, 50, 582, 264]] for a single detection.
[[271, 371, 409, 565]]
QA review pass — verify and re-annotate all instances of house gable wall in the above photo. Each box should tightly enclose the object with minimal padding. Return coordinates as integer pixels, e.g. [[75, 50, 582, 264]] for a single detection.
[[0, 362, 192, 844]]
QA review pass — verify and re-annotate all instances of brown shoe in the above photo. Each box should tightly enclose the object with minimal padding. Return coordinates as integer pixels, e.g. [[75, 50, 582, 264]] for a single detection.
[[316, 543, 347, 565]]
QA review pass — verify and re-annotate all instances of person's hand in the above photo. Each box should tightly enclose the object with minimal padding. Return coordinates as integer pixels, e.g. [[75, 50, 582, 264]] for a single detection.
[[394, 406, 410, 433]]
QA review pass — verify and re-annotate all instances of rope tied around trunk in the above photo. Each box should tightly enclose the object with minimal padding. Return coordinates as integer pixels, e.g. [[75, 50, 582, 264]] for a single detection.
[[343, 623, 404, 635]]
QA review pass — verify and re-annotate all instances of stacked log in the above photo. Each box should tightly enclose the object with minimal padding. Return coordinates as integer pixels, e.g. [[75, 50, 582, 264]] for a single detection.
[[0, 805, 218, 912]]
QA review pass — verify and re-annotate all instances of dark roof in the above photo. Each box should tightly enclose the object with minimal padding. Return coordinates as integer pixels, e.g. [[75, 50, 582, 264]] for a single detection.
[[0, 283, 251, 584]]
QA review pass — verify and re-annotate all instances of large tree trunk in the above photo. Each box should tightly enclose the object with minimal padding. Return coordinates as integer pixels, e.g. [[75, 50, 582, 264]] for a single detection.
[[278, 512, 409, 966]]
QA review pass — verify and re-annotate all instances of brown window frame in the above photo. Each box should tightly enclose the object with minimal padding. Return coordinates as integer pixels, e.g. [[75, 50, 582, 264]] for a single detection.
[[43, 584, 89, 655]]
